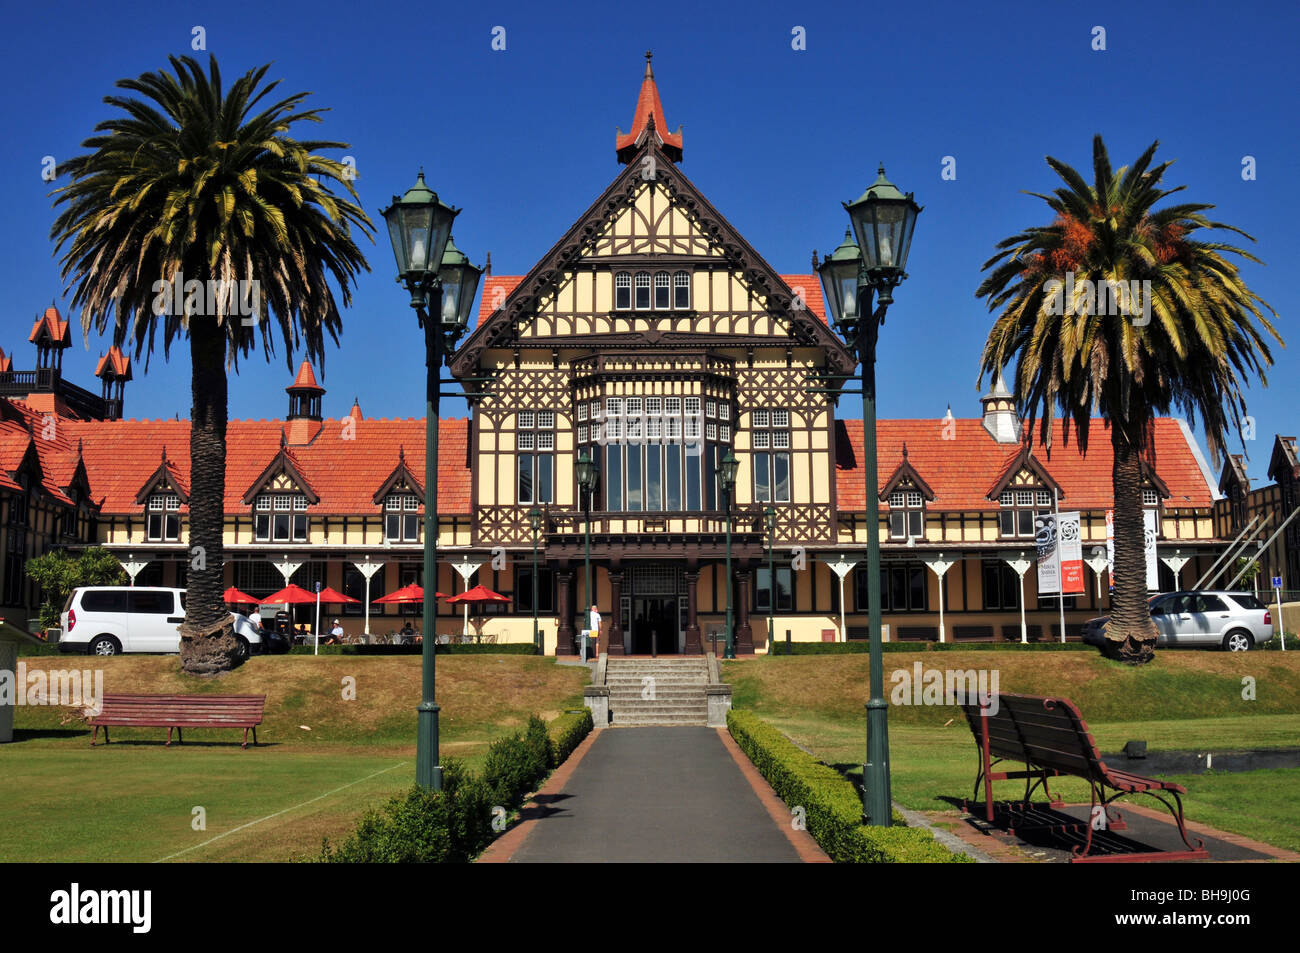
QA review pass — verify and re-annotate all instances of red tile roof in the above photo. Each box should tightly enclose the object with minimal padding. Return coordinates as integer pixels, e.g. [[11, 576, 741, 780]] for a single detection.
[[29, 307, 70, 347], [55, 416, 473, 515], [835, 417, 1214, 512], [95, 346, 132, 380], [778, 276, 827, 325], [288, 360, 324, 393], [477, 276, 525, 322], [0, 348, 11, 373], [615, 53, 683, 160]]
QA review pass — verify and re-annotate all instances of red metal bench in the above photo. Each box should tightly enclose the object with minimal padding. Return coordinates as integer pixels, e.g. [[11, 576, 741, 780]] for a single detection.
[[961, 692, 1208, 862], [90, 694, 266, 749]]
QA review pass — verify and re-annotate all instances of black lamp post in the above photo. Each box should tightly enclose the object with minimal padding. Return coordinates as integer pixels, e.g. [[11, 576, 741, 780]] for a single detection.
[[529, 506, 542, 655], [575, 448, 597, 657], [765, 505, 777, 655], [382, 171, 481, 791], [719, 449, 739, 660], [818, 165, 921, 826]]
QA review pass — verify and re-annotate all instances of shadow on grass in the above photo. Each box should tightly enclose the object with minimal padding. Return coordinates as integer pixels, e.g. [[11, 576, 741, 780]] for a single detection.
[[11, 728, 89, 742]]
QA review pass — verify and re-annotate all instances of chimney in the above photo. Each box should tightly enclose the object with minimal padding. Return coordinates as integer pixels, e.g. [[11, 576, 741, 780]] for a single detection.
[[981, 372, 1021, 444]]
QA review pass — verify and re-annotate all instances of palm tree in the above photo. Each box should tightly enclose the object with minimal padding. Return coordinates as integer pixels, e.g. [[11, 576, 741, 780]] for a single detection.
[[51, 55, 372, 674], [976, 135, 1281, 664]]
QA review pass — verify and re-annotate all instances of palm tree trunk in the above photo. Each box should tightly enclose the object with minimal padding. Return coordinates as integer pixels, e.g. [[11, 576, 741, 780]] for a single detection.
[[1105, 419, 1158, 663], [178, 317, 237, 674]]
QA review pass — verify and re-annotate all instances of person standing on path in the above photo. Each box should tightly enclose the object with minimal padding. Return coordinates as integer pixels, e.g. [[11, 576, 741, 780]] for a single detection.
[[584, 603, 602, 662]]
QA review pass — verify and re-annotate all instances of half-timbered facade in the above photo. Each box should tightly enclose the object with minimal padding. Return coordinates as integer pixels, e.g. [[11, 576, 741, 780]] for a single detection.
[[0, 58, 1254, 648]]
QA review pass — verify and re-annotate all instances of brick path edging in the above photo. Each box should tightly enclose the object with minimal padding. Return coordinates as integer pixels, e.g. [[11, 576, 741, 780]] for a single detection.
[[477, 729, 600, 863], [715, 727, 832, 863]]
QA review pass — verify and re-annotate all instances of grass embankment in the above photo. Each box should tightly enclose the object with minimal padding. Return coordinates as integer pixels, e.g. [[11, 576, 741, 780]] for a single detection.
[[722, 651, 1300, 853], [0, 655, 588, 862]]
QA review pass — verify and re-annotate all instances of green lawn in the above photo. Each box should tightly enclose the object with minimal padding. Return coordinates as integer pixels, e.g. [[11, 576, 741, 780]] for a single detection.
[[0, 654, 588, 862], [721, 651, 1300, 854]]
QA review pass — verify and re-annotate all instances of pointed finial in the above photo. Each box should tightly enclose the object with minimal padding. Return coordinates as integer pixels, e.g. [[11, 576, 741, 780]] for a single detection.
[[645, 50, 654, 78], [902, 442, 909, 460], [485, 251, 492, 276], [399, 444, 406, 463], [280, 427, 287, 448], [811, 249, 820, 270]]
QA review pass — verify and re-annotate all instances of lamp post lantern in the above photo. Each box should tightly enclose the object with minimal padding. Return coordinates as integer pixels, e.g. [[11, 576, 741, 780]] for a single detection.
[[764, 506, 777, 655], [529, 507, 543, 655], [818, 165, 921, 826], [575, 448, 598, 658], [382, 171, 481, 791], [719, 449, 739, 660]]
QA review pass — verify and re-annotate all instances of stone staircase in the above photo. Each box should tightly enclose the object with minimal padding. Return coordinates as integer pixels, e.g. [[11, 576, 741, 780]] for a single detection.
[[606, 657, 709, 726]]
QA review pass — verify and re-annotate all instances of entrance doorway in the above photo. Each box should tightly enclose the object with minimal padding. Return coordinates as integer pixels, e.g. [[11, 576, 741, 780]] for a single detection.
[[630, 597, 679, 654]]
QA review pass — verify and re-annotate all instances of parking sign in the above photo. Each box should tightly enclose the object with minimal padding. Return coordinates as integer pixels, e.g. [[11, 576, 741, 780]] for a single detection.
[[1274, 576, 1284, 589]]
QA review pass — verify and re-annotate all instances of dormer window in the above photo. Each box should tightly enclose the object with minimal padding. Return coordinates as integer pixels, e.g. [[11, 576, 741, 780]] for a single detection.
[[147, 493, 181, 541], [615, 272, 632, 310], [254, 493, 308, 542], [1144, 487, 1163, 538], [999, 488, 1051, 538], [384, 493, 421, 542], [889, 489, 924, 540]]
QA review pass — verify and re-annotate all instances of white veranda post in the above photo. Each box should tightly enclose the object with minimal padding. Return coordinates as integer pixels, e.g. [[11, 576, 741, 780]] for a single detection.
[[924, 555, 955, 643], [121, 555, 150, 586], [449, 557, 484, 640], [353, 558, 385, 636], [1161, 552, 1190, 592], [1086, 548, 1109, 608], [1004, 556, 1032, 644], [824, 557, 859, 643], [273, 556, 303, 644]]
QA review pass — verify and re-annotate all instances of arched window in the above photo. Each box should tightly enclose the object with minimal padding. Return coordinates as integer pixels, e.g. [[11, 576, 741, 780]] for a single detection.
[[674, 271, 690, 309], [654, 272, 671, 310], [614, 272, 631, 310], [634, 272, 651, 310]]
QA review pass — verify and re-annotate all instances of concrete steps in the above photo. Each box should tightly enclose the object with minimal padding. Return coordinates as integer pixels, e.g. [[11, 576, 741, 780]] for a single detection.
[[605, 658, 709, 727]]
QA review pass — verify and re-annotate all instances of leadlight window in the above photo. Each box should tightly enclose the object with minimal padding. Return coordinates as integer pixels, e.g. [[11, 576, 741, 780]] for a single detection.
[[998, 488, 1051, 538], [674, 271, 690, 309], [384, 493, 421, 542], [518, 409, 555, 505], [889, 489, 925, 540], [254, 494, 308, 542], [1144, 487, 1163, 537], [753, 407, 792, 504], [634, 272, 651, 310], [615, 272, 632, 310], [654, 272, 671, 310], [147, 493, 181, 541]]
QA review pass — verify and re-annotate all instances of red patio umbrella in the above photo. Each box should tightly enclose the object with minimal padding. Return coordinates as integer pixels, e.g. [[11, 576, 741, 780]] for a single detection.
[[444, 585, 510, 605], [373, 583, 446, 604], [315, 586, 361, 604], [261, 583, 319, 604], [223, 587, 259, 604]]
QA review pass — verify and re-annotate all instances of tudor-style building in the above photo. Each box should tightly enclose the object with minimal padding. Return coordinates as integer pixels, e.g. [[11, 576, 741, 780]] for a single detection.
[[0, 57, 1275, 647], [1214, 436, 1300, 594]]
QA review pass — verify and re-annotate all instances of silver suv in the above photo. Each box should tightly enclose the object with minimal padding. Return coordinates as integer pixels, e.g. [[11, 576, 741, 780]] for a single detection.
[[1083, 591, 1273, 651]]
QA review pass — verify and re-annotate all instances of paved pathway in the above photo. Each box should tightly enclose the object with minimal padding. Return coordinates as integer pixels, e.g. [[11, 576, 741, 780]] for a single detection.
[[500, 727, 811, 863]]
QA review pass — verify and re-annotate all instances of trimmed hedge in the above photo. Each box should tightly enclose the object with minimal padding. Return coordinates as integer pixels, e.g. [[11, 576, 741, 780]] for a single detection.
[[288, 643, 538, 656], [322, 709, 591, 863], [727, 709, 970, 863], [772, 641, 1093, 655]]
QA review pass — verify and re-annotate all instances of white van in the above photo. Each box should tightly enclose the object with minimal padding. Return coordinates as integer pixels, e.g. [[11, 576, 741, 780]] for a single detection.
[[58, 587, 263, 659]]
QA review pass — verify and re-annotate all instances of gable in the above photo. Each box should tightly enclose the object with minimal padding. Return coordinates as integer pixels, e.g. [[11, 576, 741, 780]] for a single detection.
[[450, 137, 854, 378]]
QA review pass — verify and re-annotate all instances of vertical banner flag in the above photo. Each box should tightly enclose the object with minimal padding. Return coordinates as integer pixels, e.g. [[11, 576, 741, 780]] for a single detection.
[[1058, 511, 1085, 594], [1036, 513, 1060, 595], [1106, 510, 1114, 590], [1144, 509, 1160, 590]]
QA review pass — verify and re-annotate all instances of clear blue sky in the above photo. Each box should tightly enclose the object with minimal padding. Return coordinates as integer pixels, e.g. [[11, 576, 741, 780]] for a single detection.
[[2, 0, 1295, 484]]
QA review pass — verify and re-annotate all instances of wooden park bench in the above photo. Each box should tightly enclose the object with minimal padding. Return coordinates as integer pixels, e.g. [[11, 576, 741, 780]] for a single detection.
[[90, 694, 266, 749], [960, 692, 1208, 862]]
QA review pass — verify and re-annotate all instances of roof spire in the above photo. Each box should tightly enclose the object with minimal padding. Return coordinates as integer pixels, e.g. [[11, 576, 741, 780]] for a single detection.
[[615, 51, 683, 165]]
